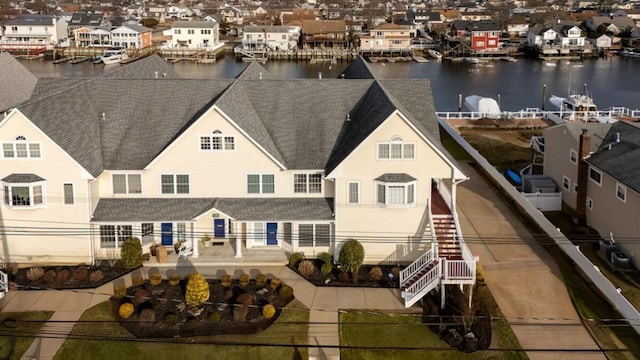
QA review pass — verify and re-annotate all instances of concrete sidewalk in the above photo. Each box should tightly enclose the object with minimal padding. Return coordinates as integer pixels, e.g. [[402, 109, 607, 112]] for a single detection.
[[456, 163, 605, 360]]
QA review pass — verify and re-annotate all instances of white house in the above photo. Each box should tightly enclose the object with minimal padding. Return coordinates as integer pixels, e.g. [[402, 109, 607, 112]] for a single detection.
[[588, 34, 612, 48], [110, 24, 152, 48], [242, 26, 296, 51], [220, 6, 243, 25], [0, 14, 68, 48], [170, 21, 222, 49]]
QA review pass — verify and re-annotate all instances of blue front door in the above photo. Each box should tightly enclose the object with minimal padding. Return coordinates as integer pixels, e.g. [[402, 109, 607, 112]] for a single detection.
[[214, 219, 225, 238], [161, 223, 173, 245], [266, 222, 278, 246]]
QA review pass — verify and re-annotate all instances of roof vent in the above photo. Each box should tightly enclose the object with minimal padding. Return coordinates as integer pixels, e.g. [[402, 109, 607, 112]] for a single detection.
[[318, 72, 322, 80], [346, 114, 350, 122], [154, 71, 158, 79], [259, 72, 263, 80], [101, 112, 106, 121]]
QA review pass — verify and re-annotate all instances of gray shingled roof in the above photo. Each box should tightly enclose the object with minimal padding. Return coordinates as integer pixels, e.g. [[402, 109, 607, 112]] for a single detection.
[[173, 21, 217, 29], [375, 173, 417, 182], [586, 122, 640, 194], [558, 122, 611, 152], [91, 198, 216, 221], [213, 198, 335, 220], [102, 55, 179, 79], [0, 53, 38, 112], [236, 61, 272, 80], [91, 197, 334, 221], [340, 57, 376, 79], [2, 173, 45, 183], [6, 15, 53, 26]]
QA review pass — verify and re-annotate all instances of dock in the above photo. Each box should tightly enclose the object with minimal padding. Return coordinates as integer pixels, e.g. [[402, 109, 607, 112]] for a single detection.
[[69, 57, 89, 64], [52, 57, 72, 64], [413, 55, 429, 63]]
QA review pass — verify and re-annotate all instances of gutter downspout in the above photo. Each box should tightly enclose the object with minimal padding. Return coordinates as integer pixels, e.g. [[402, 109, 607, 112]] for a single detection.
[[87, 179, 96, 266]]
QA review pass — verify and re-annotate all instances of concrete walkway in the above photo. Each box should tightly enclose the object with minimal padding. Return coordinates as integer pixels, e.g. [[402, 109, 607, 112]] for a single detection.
[[1, 265, 408, 360], [456, 163, 605, 360]]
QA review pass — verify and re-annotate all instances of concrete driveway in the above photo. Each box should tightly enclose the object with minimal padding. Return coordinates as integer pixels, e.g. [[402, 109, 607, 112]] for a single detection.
[[456, 163, 605, 360]]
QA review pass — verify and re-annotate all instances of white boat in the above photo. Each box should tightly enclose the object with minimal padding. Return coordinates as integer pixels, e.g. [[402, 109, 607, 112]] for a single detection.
[[621, 48, 640, 58], [545, 62, 557, 67], [101, 47, 128, 65], [549, 94, 597, 113], [427, 49, 442, 59], [464, 95, 501, 118], [464, 57, 480, 64]]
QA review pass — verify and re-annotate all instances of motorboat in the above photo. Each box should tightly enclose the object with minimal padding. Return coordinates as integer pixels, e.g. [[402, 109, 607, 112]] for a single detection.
[[549, 94, 597, 113], [621, 48, 640, 58], [427, 49, 442, 59], [464, 95, 501, 118], [101, 47, 128, 65]]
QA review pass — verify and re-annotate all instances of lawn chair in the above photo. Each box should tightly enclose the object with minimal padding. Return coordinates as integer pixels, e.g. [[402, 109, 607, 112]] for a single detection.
[[178, 243, 193, 259]]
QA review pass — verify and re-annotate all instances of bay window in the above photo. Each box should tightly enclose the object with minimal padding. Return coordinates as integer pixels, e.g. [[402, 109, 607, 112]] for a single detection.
[[2, 173, 46, 208]]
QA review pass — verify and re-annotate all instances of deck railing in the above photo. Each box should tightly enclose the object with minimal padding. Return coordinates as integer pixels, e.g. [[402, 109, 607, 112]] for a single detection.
[[436, 108, 640, 123], [400, 243, 437, 286], [443, 259, 476, 282]]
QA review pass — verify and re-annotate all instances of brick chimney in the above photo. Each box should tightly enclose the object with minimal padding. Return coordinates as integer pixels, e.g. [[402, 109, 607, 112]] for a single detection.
[[576, 129, 591, 221]]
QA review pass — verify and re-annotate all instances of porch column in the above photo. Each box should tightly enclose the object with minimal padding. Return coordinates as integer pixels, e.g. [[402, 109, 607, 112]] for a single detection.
[[234, 222, 243, 258], [191, 222, 199, 258]]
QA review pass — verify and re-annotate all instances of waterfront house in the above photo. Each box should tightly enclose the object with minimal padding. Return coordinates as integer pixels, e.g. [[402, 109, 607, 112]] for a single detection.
[[588, 34, 613, 49], [543, 122, 640, 268], [170, 21, 221, 49], [242, 26, 296, 51], [67, 12, 104, 39], [359, 23, 412, 51], [301, 20, 347, 49], [0, 14, 68, 50], [110, 24, 152, 49], [450, 20, 501, 51], [585, 15, 636, 35], [504, 17, 530, 38], [73, 26, 111, 47]]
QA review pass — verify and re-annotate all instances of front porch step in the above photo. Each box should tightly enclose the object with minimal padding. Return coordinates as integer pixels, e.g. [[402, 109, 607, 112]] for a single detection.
[[400, 259, 439, 291]]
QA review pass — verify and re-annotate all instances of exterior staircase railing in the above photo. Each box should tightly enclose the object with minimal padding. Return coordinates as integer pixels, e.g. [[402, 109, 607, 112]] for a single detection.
[[401, 261, 442, 308], [399, 242, 438, 286]]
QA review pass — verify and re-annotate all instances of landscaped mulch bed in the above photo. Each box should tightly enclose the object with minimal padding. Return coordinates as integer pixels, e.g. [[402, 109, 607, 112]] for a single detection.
[[289, 262, 403, 288], [12, 260, 135, 290], [116, 278, 294, 338]]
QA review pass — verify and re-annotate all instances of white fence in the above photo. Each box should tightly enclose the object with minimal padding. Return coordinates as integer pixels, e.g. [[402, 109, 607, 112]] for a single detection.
[[439, 116, 640, 333], [436, 108, 640, 124], [522, 192, 562, 211]]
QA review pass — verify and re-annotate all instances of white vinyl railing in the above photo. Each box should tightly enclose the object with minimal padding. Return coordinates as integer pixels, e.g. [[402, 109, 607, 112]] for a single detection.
[[402, 262, 441, 297], [436, 108, 640, 122], [444, 259, 476, 281], [400, 243, 437, 286]]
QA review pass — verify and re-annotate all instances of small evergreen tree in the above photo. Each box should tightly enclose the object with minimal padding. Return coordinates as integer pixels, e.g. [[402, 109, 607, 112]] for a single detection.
[[185, 273, 210, 307], [338, 239, 365, 276], [121, 237, 142, 269]]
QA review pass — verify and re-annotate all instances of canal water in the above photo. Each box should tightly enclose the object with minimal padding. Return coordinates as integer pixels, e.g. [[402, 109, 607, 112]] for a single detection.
[[19, 54, 640, 112]]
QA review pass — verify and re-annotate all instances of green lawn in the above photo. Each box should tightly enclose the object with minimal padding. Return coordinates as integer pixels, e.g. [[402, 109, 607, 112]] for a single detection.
[[55, 299, 309, 360], [340, 295, 525, 360], [0, 311, 53, 360], [548, 246, 640, 360]]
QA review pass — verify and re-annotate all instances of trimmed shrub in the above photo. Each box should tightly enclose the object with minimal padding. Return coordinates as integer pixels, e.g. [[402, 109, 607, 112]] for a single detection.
[[26, 267, 44, 281], [221, 274, 232, 288], [369, 266, 383, 281], [57, 268, 71, 283], [337, 270, 349, 282], [339, 239, 365, 275], [149, 273, 162, 286], [255, 273, 267, 286], [278, 285, 294, 301], [139, 308, 155, 327], [317, 252, 332, 265], [239, 274, 250, 287], [168, 274, 180, 286], [43, 269, 57, 283], [269, 278, 281, 290], [298, 260, 317, 277], [288, 252, 304, 267], [89, 270, 104, 283], [73, 266, 88, 281], [133, 288, 151, 305], [121, 237, 143, 269], [321, 262, 333, 275], [262, 304, 276, 319], [119, 303, 134, 319], [391, 266, 401, 279], [185, 272, 210, 307]]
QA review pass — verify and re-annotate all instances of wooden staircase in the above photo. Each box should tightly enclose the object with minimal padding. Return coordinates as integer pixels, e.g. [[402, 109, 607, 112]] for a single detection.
[[433, 215, 462, 261]]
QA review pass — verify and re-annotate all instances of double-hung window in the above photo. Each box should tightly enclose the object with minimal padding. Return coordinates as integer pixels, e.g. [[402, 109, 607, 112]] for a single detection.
[[112, 174, 142, 194], [162, 174, 190, 194], [247, 174, 275, 194], [616, 183, 627, 202], [589, 167, 602, 186], [99, 225, 132, 248], [347, 181, 360, 204], [298, 224, 331, 247], [294, 173, 322, 193], [377, 136, 415, 160]]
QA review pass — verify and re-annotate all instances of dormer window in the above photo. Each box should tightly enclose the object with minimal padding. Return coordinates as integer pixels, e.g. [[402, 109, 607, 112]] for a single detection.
[[377, 136, 415, 160]]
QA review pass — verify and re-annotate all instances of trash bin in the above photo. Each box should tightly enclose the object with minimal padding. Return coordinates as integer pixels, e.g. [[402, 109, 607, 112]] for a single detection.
[[156, 246, 168, 263]]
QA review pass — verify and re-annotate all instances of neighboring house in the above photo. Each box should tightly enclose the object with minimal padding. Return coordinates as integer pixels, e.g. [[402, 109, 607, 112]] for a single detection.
[[360, 23, 412, 51], [527, 23, 586, 48], [170, 21, 221, 49], [0, 14, 68, 48], [242, 26, 296, 51], [110, 24, 152, 48], [504, 18, 530, 37], [450, 20, 501, 51], [74, 26, 111, 47], [67, 12, 104, 38], [220, 6, 243, 25], [167, 6, 193, 20], [588, 34, 613, 49], [543, 122, 640, 268], [0, 54, 473, 288], [585, 15, 636, 35], [301, 20, 347, 48]]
